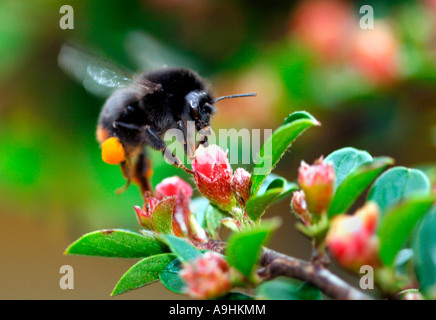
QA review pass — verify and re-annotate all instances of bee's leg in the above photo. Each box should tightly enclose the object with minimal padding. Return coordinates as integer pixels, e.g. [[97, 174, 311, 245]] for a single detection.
[[196, 126, 211, 149], [133, 150, 153, 196], [177, 120, 195, 159], [116, 160, 132, 195], [143, 125, 194, 175], [113, 121, 141, 131]]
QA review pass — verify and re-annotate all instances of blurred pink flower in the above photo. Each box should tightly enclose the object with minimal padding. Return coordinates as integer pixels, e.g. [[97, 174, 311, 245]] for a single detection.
[[349, 22, 400, 85], [290, 0, 355, 60], [180, 251, 231, 299], [326, 202, 380, 271]]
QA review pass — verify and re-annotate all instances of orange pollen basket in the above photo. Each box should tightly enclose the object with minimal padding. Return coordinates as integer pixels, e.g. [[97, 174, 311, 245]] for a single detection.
[[101, 137, 126, 165]]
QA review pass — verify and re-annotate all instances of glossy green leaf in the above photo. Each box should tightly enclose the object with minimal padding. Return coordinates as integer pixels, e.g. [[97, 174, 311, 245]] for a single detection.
[[163, 234, 202, 262], [413, 207, 436, 299], [250, 111, 319, 196], [159, 258, 185, 294], [379, 195, 434, 266], [328, 157, 394, 217], [368, 167, 431, 216], [325, 147, 372, 190], [64, 229, 169, 258], [257, 277, 322, 300], [111, 253, 176, 296], [152, 197, 175, 234], [247, 174, 298, 221], [226, 220, 279, 277], [246, 187, 283, 222], [257, 173, 299, 203]]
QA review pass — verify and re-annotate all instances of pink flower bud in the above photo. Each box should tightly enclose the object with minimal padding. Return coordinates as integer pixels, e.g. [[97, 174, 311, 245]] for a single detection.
[[155, 176, 193, 200], [192, 145, 236, 211], [291, 190, 312, 226], [180, 251, 231, 299], [155, 176, 193, 237], [326, 202, 380, 271], [231, 168, 252, 205], [298, 157, 335, 214]]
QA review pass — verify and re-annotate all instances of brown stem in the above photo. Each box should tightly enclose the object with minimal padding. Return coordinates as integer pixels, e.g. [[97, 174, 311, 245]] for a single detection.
[[195, 240, 372, 300]]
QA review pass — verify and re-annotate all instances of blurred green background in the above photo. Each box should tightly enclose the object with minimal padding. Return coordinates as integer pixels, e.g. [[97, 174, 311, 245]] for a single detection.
[[0, 0, 435, 299]]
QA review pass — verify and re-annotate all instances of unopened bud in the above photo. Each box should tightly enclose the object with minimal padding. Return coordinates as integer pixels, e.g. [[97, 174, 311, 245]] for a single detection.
[[326, 202, 380, 271], [291, 190, 312, 226], [192, 145, 236, 212], [231, 168, 252, 205], [298, 157, 335, 214]]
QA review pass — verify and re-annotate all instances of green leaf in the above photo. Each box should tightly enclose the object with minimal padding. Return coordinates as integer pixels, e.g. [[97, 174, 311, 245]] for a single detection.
[[378, 195, 435, 266], [413, 206, 436, 299], [325, 147, 372, 190], [250, 111, 319, 196], [257, 277, 322, 300], [205, 204, 227, 239], [152, 197, 175, 234], [226, 220, 279, 278], [368, 167, 431, 216], [111, 253, 176, 296], [257, 173, 299, 203], [163, 234, 202, 262], [159, 258, 185, 294], [328, 157, 394, 217], [64, 229, 169, 258], [246, 187, 283, 222]]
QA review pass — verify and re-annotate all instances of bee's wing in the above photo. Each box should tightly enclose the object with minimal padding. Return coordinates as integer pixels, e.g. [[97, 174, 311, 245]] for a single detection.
[[124, 31, 203, 72], [58, 43, 157, 98]]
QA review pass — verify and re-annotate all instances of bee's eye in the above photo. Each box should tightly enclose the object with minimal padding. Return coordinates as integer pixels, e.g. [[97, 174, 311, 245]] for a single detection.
[[101, 137, 126, 165], [186, 91, 201, 119]]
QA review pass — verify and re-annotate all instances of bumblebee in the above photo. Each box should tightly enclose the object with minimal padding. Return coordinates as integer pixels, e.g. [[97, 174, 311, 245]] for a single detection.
[[58, 36, 255, 197]]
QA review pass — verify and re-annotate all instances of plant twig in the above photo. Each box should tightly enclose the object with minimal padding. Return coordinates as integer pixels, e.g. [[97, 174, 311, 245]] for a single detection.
[[259, 247, 371, 300], [195, 240, 372, 300]]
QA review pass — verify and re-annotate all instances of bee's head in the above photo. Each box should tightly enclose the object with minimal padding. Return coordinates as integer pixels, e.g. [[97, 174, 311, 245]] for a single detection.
[[185, 91, 216, 134]]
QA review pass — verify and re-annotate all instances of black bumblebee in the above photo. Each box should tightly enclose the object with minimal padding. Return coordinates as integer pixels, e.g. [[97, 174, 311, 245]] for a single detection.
[[58, 33, 255, 197]]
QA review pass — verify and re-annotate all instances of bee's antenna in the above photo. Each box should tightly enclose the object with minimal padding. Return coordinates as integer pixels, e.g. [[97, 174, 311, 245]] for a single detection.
[[213, 92, 257, 104]]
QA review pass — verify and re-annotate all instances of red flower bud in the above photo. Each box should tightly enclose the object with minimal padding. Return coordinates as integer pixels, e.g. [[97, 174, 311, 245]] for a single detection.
[[231, 168, 252, 205], [298, 157, 335, 214], [291, 190, 312, 226], [180, 251, 231, 299], [326, 202, 380, 271], [192, 145, 236, 211]]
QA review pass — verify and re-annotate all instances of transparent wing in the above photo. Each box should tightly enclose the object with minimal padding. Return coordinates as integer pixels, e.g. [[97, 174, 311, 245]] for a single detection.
[[58, 43, 156, 98], [124, 31, 202, 72]]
